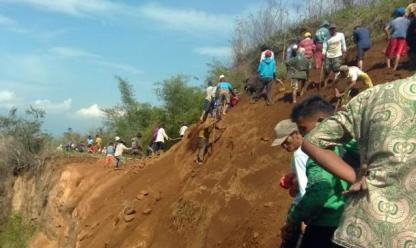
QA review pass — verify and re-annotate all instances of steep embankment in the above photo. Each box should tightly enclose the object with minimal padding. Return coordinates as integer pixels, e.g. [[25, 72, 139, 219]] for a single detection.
[[14, 40, 414, 248]]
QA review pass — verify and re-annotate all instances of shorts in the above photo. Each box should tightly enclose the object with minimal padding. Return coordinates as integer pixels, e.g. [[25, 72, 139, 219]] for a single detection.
[[219, 89, 230, 104], [386, 38, 407, 58], [105, 155, 113, 165], [324, 56, 342, 74], [357, 46, 369, 60]]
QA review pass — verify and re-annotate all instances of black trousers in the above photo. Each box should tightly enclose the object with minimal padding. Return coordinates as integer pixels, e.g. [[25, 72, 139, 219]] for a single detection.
[[299, 225, 340, 248]]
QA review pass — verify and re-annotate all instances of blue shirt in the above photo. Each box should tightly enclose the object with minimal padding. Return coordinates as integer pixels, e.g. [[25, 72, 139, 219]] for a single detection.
[[106, 145, 114, 155], [257, 57, 276, 79], [353, 27, 371, 49], [388, 16, 411, 38], [217, 82, 233, 91]]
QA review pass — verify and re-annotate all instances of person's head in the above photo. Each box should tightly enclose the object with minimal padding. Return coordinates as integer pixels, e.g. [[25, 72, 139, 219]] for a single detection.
[[394, 6, 406, 18], [136, 132, 142, 138], [406, 4, 416, 17], [207, 81, 213, 87], [88, 135, 92, 139], [339, 65, 349, 77], [115, 136, 121, 142], [272, 119, 303, 152], [219, 74, 225, 82], [265, 49, 272, 57], [96, 134, 100, 138], [290, 95, 335, 136], [304, 32, 312, 39], [320, 20, 330, 28], [232, 88, 238, 94], [109, 142, 113, 146], [329, 24, 337, 36]]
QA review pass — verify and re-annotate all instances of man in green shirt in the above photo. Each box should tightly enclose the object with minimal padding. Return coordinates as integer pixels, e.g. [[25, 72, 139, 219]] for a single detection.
[[281, 96, 349, 248]]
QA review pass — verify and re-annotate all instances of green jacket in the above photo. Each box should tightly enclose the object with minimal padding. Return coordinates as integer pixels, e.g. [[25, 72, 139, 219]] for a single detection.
[[287, 145, 349, 227], [285, 58, 309, 80]]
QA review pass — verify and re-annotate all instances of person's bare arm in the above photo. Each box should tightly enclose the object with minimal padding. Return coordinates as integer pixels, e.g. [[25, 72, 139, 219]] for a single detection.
[[302, 141, 356, 183]]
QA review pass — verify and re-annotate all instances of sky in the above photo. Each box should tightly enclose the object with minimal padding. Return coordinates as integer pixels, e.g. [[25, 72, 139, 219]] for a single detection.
[[0, 0, 301, 135]]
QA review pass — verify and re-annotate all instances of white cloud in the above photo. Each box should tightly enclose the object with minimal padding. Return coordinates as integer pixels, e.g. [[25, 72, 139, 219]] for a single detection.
[[194, 46, 232, 58], [0, 14, 16, 26], [0, 0, 126, 17], [138, 4, 234, 33], [33, 98, 72, 113], [50, 46, 99, 59], [75, 104, 104, 118], [97, 61, 143, 75], [0, 90, 17, 108]]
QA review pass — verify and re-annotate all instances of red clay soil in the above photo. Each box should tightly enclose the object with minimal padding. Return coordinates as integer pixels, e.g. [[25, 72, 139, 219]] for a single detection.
[[29, 40, 414, 248]]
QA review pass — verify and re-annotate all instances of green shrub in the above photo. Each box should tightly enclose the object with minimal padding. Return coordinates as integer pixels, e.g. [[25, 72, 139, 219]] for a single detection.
[[0, 213, 35, 248]]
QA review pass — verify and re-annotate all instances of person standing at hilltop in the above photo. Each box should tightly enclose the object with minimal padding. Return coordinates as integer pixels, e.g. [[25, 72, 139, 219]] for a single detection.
[[322, 24, 347, 88], [314, 21, 330, 70], [353, 25, 371, 70], [216, 75, 234, 116], [272, 119, 308, 248], [95, 134, 102, 152], [385, 7, 410, 70], [154, 124, 169, 154]]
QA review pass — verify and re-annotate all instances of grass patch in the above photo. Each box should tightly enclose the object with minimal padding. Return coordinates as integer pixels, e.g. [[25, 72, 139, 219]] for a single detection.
[[0, 213, 35, 248]]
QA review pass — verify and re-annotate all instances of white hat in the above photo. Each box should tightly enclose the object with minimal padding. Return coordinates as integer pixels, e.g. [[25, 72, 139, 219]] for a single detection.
[[271, 119, 298, 147], [219, 75, 225, 80], [115, 136, 120, 141]]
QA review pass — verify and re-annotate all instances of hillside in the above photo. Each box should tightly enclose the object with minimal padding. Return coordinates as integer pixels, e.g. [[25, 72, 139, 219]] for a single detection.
[[11, 39, 415, 248]]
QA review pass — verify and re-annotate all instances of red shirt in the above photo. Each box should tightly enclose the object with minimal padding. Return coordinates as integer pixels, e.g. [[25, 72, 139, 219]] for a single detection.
[[299, 38, 316, 59]]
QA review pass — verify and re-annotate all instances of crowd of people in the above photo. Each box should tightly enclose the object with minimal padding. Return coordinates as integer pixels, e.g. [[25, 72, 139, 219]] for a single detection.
[[273, 5, 416, 248]]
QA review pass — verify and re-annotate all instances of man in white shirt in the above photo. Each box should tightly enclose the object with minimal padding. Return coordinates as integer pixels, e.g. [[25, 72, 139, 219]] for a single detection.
[[272, 119, 308, 247], [322, 24, 347, 88], [200, 81, 217, 121], [155, 125, 169, 154], [114, 140, 131, 168]]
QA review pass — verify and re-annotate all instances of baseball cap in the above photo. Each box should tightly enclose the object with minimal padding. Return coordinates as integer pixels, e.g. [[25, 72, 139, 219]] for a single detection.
[[219, 75, 225, 80], [271, 119, 298, 147], [304, 32, 312, 38], [115, 136, 120, 141]]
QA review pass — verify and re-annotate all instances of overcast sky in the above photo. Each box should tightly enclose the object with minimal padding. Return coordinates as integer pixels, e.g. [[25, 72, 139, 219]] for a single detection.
[[0, 0, 302, 135]]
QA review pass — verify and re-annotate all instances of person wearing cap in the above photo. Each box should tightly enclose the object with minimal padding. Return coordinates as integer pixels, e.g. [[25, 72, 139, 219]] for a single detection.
[[200, 81, 217, 121], [272, 119, 308, 248], [281, 95, 351, 248], [260, 44, 275, 61], [314, 21, 330, 70], [384, 7, 410, 70], [322, 24, 347, 88], [216, 75, 234, 116], [353, 25, 371, 69], [154, 124, 170, 154], [114, 140, 131, 168], [335, 65, 373, 106], [299, 32, 316, 63]]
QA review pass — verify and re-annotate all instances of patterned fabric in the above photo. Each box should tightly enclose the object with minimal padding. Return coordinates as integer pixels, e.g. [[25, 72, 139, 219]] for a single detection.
[[305, 74, 416, 248]]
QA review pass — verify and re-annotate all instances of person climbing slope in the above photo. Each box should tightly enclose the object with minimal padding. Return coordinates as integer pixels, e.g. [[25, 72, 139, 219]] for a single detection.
[[272, 119, 308, 248], [299, 31, 316, 70], [155, 124, 169, 154], [200, 81, 217, 121], [335, 65, 373, 107], [105, 142, 115, 167], [301, 74, 416, 248], [322, 24, 347, 88], [114, 140, 131, 168], [384, 6, 410, 70], [216, 75, 234, 116], [314, 21, 330, 70], [285, 48, 310, 104], [353, 25, 371, 69], [195, 117, 225, 165]]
